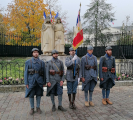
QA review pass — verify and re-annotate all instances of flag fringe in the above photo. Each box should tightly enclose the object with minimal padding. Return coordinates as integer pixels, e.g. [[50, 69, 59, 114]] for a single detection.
[[72, 40, 83, 50]]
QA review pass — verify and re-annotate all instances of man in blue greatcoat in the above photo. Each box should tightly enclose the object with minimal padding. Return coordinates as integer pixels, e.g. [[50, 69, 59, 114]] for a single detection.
[[24, 48, 46, 115], [99, 46, 116, 105], [81, 45, 98, 107], [46, 50, 66, 112], [65, 47, 81, 109]]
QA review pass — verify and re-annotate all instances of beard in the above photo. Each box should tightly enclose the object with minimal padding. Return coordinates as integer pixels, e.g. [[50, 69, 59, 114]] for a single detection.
[[107, 52, 112, 56]]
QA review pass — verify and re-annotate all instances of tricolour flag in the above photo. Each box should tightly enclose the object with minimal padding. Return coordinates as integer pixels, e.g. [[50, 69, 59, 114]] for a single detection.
[[111, 19, 114, 25], [50, 10, 52, 22], [55, 12, 59, 19], [43, 11, 46, 19], [72, 9, 83, 50]]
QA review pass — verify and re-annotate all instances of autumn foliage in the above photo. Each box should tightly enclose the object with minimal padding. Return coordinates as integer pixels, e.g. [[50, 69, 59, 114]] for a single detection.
[[3, 0, 56, 46]]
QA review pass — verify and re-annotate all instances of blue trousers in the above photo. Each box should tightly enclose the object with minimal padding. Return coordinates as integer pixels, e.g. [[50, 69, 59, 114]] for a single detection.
[[84, 80, 96, 102], [67, 81, 78, 94], [29, 96, 41, 109], [102, 89, 110, 98]]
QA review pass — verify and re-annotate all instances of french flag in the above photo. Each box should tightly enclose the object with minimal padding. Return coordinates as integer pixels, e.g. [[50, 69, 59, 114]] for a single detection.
[[50, 11, 52, 22], [43, 11, 46, 20], [111, 19, 114, 25]]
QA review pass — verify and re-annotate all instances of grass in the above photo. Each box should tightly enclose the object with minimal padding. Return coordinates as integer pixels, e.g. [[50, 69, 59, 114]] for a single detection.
[[0, 58, 30, 80]]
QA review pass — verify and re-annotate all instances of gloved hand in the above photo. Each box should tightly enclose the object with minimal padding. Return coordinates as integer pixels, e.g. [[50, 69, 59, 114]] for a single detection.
[[78, 78, 80, 84], [72, 55, 78, 61]]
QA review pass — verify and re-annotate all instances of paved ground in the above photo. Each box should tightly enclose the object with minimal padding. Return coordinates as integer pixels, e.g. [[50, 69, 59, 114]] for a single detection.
[[0, 86, 133, 120]]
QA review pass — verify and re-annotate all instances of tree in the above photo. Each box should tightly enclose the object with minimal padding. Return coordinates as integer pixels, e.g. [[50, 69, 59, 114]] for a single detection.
[[3, 0, 56, 46], [83, 0, 115, 46]]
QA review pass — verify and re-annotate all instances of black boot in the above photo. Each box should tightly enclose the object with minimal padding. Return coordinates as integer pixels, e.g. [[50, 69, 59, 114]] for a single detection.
[[72, 93, 76, 109], [52, 105, 56, 112], [58, 106, 67, 112], [68, 94, 73, 109]]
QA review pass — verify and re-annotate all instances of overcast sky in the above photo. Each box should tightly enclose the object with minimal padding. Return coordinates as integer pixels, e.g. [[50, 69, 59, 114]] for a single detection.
[[1, 0, 133, 30]]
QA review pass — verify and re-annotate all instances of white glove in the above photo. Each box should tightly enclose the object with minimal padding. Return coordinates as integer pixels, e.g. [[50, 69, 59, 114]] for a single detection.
[[72, 55, 78, 61], [78, 78, 80, 84]]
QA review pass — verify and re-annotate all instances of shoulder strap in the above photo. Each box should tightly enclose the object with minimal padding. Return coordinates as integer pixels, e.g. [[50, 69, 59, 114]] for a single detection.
[[51, 60, 60, 72], [102, 56, 106, 67], [85, 55, 88, 65], [30, 59, 32, 69], [112, 57, 115, 68], [93, 56, 96, 66]]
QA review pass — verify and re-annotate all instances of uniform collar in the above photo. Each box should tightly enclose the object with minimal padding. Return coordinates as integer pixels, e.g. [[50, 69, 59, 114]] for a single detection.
[[52, 57, 59, 62], [32, 57, 41, 63], [87, 53, 92, 57], [104, 54, 113, 60], [86, 53, 93, 58]]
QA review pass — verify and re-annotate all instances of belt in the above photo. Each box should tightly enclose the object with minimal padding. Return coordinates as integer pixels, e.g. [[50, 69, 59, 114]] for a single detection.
[[55, 71, 60, 74], [35, 70, 39, 73]]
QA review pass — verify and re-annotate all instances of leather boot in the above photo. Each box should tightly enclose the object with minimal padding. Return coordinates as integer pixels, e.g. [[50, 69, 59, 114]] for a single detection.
[[52, 105, 56, 112], [29, 108, 34, 115], [58, 106, 67, 112], [36, 107, 42, 114], [106, 98, 113, 105], [85, 101, 89, 107], [102, 98, 107, 105], [68, 94, 73, 109], [72, 93, 76, 109], [89, 101, 94, 107]]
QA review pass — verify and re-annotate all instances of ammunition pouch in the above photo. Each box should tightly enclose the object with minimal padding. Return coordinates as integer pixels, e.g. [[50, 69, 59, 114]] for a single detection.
[[49, 70, 56, 75], [102, 67, 115, 73], [28, 69, 44, 76], [28, 69, 35, 75], [49, 70, 63, 77], [102, 67, 108, 72], [111, 68, 115, 73]]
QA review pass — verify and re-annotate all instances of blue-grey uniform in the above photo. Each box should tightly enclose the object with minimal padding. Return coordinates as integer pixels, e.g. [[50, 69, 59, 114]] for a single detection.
[[46, 50, 66, 111], [81, 45, 98, 102], [65, 47, 81, 109], [65, 47, 81, 94], [24, 48, 46, 111], [99, 46, 116, 100]]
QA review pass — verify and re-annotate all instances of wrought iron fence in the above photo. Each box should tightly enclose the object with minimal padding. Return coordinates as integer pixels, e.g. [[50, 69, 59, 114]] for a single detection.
[[0, 32, 133, 58], [0, 61, 133, 85]]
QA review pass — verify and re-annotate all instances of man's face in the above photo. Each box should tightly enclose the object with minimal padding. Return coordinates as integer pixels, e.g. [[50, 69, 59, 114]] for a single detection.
[[106, 49, 112, 56], [32, 51, 39, 58], [69, 50, 75, 56], [87, 50, 93, 55], [53, 53, 58, 59]]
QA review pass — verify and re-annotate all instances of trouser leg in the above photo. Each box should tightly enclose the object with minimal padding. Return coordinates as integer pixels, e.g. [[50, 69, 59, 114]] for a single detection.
[[36, 96, 41, 108], [84, 91, 88, 102], [58, 94, 62, 106], [106, 89, 110, 98], [29, 97, 34, 109], [102, 89, 106, 99], [50, 94, 55, 105]]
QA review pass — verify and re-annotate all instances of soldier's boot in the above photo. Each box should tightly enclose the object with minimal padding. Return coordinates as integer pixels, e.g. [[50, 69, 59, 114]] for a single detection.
[[72, 93, 76, 109], [52, 105, 56, 112], [89, 101, 94, 107], [106, 98, 113, 105], [102, 98, 107, 105], [29, 108, 34, 115], [85, 101, 89, 107], [58, 106, 67, 112], [36, 107, 42, 114], [68, 94, 73, 109]]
